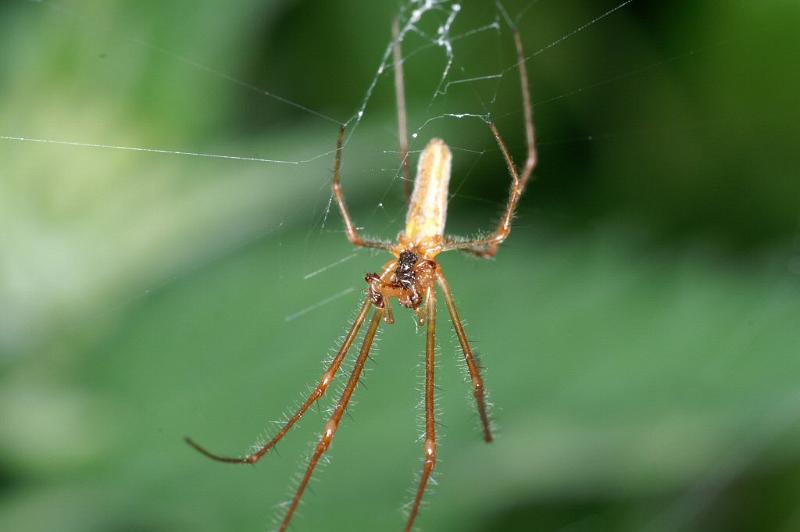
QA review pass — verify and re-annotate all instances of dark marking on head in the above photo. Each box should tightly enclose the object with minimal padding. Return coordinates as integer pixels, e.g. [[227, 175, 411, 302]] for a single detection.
[[399, 250, 417, 263], [397, 251, 418, 273]]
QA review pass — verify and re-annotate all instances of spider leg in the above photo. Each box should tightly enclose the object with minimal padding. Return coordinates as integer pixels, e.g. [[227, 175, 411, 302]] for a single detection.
[[332, 126, 392, 251], [185, 298, 373, 464], [513, 27, 538, 187], [186, 261, 397, 464], [436, 270, 492, 442], [279, 309, 384, 532], [444, 25, 538, 258], [405, 287, 438, 532], [392, 17, 412, 200]]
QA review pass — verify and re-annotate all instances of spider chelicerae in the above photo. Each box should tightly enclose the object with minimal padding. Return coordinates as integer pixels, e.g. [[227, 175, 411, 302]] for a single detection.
[[186, 15, 537, 532]]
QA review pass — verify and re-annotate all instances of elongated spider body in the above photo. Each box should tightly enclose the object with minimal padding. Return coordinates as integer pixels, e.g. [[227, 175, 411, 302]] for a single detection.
[[187, 16, 538, 532], [367, 136, 451, 318]]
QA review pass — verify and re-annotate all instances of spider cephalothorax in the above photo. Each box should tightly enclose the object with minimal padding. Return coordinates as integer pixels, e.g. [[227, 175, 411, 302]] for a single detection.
[[365, 250, 437, 317], [187, 13, 538, 532]]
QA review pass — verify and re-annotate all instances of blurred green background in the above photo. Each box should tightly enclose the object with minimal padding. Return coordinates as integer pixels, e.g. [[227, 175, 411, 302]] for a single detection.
[[2, 1, 800, 531]]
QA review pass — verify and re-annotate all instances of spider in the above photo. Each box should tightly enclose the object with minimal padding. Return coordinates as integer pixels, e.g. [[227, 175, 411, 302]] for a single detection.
[[186, 16, 537, 532]]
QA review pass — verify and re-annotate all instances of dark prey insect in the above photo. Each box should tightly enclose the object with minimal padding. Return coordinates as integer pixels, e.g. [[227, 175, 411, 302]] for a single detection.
[[186, 16, 538, 532]]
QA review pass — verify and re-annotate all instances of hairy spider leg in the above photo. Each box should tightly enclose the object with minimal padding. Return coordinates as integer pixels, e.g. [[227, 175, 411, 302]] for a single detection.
[[437, 270, 492, 442], [279, 309, 385, 532], [333, 126, 392, 251], [405, 287, 438, 532], [444, 25, 538, 258], [186, 261, 397, 464], [185, 301, 369, 464], [514, 29, 538, 187], [392, 17, 412, 200]]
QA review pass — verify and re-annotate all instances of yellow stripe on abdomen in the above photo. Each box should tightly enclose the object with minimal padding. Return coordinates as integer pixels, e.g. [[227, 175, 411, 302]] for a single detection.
[[404, 138, 452, 242]]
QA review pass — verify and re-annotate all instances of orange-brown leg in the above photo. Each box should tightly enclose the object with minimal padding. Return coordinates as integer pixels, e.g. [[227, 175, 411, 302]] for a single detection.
[[444, 25, 538, 258], [185, 297, 373, 464], [332, 126, 392, 251], [437, 270, 492, 442], [392, 17, 412, 200], [405, 288, 438, 531], [279, 309, 384, 532], [186, 260, 397, 464]]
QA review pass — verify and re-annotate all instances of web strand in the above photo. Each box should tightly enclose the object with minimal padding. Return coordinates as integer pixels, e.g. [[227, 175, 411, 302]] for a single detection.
[[25, 0, 341, 125], [0, 135, 333, 165], [503, 0, 636, 74]]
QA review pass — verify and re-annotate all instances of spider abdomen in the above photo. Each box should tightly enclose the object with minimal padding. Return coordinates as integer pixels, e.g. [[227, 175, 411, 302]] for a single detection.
[[404, 138, 452, 243]]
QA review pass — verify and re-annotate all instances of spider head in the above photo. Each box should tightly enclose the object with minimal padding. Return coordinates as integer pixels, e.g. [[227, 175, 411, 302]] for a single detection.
[[364, 250, 435, 314], [395, 251, 436, 310], [397, 250, 418, 273]]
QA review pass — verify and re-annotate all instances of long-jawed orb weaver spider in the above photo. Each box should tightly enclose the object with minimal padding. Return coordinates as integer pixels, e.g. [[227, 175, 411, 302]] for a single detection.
[[185, 15, 537, 532]]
